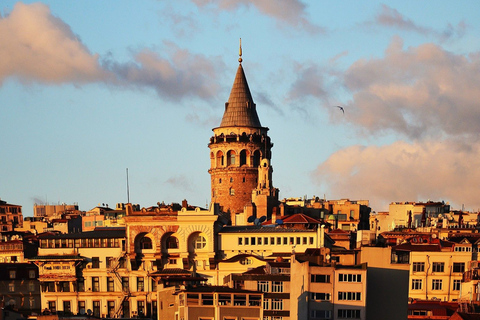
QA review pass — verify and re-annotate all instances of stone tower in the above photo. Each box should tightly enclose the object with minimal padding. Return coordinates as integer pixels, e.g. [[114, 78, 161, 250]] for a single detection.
[[208, 44, 273, 220]]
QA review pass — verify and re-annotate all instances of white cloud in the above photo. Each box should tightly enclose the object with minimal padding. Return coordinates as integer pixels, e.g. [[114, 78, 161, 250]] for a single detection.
[[313, 139, 480, 212], [0, 2, 105, 84], [344, 37, 480, 139]]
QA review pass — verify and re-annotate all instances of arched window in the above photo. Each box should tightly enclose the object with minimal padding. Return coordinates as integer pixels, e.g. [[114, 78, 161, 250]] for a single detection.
[[140, 237, 152, 249], [240, 150, 247, 166], [194, 235, 207, 249], [216, 151, 224, 167], [227, 150, 236, 166], [166, 236, 179, 249], [253, 150, 261, 167]]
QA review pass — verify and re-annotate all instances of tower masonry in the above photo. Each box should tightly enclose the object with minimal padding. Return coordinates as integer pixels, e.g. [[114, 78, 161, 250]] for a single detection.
[[208, 46, 274, 220]]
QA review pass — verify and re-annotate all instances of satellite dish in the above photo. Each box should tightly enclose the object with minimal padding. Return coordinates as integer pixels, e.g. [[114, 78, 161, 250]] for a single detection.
[[276, 219, 284, 225], [254, 218, 260, 225], [258, 216, 267, 223], [247, 216, 255, 223]]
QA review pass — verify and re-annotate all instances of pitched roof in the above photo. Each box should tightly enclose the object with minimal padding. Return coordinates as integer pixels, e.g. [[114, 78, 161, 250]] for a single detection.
[[219, 63, 262, 128]]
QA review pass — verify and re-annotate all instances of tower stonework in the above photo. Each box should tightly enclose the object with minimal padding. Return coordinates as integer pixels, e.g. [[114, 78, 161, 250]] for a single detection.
[[208, 53, 273, 220]]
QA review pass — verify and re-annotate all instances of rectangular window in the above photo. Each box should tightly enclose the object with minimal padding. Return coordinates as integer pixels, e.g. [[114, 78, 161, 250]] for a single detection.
[[277, 237, 281, 245], [137, 277, 144, 292], [78, 301, 85, 315], [270, 237, 275, 245], [432, 279, 442, 290], [311, 292, 331, 301], [48, 301, 56, 313], [412, 262, 425, 272], [8, 282, 15, 292], [272, 281, 283, 293], [218, 294, 231, 306], [264, 237, 269, 245], [29, 270, 36, 279], [107, 277, 115, 292], [338, 309, 361, 319], [338, 273, 362, 282], [63, 301, 71, 314], [311, 274, 330, 283], [29, 281, 35, 292], [93, 301, 100, 318], [251, 237, 256, 245], [245, 237, 249, 245], [310, 237, 314, 245], [432, 262, 445, 273], [257, 281, 269, 292], [122, 277, 129, 292], [453, 262, 465, 273], [238, 238, 243, 245], [92, 277, 100, 292], [137, 301, 145, 316], [271, 299, 283, 310], [411, 279, 422, 290], [91, 257, 100, 268], [202, 294, 214, 306], [283, 237, 288, 245], [187, 294, 199, 305], [338, 292, 361, 301], [9, 270, 16, 279], [151, 279, 157, 292], [249, 295, 261, 307], [234, 294, 247, 306], [77, 278, 85, 292], [453, 279, 461, 291], [257, 237, 262, 245], [311, 310, 332, 319], [303, 237, 307, 245]]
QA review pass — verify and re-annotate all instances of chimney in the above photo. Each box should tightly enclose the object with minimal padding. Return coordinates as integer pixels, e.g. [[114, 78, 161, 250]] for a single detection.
[[182, 199, 188, 209]]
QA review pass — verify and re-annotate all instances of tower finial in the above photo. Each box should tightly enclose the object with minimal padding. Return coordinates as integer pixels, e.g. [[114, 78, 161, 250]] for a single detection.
[[238, 38, 243, 63]]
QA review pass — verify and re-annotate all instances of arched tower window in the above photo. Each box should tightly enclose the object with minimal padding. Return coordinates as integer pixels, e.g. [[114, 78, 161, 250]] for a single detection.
[[253, 150, 261, 167], [216, 151, 224, 167], [240, 150, 247, 166], [227, 150, 236, 166], [141, 237, 152, 249]]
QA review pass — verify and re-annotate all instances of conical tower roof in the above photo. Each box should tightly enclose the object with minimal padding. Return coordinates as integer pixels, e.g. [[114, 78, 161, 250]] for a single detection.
[[219, 63, 262, 128]]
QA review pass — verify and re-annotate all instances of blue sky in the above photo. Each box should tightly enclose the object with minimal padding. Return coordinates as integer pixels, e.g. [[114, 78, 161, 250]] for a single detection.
[[2, 1, 480, 216]]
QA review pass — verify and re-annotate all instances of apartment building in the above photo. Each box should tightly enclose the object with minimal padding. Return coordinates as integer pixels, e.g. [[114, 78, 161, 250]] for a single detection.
[[0, 199, 23, 232], [391, 235, 471, 301], [0, 263, 41, 314]]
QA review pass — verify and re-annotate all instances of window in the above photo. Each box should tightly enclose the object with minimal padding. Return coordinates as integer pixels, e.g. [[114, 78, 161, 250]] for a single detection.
[[338, 292, 361, 301], [432, 279, 442, 290], [137, 277, 144, 292], [8, 282, 15, 292], [202, 294, 214, 306], [453, 279, 461, 291], [93, 301, 100, 318], [311, 274, 330, 283], [258, 281, 269, 292], [29, 270, 36, 279], [338, 273, 362, 282], [61, 281, 70, 292], [412, 262, 425, 272], [249, 295, 261, 307], [151, 279, 157, 292], [234, 294, 247, 306], [77, 278, 85, 292], [412, 279, 422, 290], [453, 262, 465, 273], [218, 294, 231, 306], [78, 301, 85, 315], [194, 235, 207, 249], [63, 301, 71, 314], [92, 277, 100, 292], [229, 188, 235, 196], [432, 262, 444, 273], [338, 309, 361, 319], [48, 301, 56, 313], [9, 270, 16, 279], [141, 237, 152, 249], [272, 281, 283, 292], [271, 299, 283, 310], [311, 292, 331, 301], [251, 237, 256, 245], [137, 301, 145, 316], [238, 237, 243, 245], [91, 257, 100, 268], [311, 310, 331, 319], [107, 277, 115, 292], [29, 281, 35, 292], [107, 301, 115, 318]]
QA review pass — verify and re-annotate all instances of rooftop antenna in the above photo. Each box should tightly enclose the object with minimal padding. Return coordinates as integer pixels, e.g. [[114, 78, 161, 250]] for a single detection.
[[126, 168, 130, 204]]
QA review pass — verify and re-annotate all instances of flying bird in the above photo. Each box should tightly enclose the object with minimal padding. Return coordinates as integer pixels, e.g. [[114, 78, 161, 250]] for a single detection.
[[335, 105, 344, 114]]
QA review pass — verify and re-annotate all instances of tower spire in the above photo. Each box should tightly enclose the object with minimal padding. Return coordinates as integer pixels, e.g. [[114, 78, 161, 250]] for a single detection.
[[239, 38, 242, 63]]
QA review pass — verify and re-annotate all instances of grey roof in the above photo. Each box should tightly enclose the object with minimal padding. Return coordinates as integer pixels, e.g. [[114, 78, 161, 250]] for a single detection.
[[219, 63, 262, 128]]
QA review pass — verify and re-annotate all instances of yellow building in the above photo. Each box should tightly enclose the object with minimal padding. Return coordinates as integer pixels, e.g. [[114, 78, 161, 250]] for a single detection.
[[390, 235, 471, 301]]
